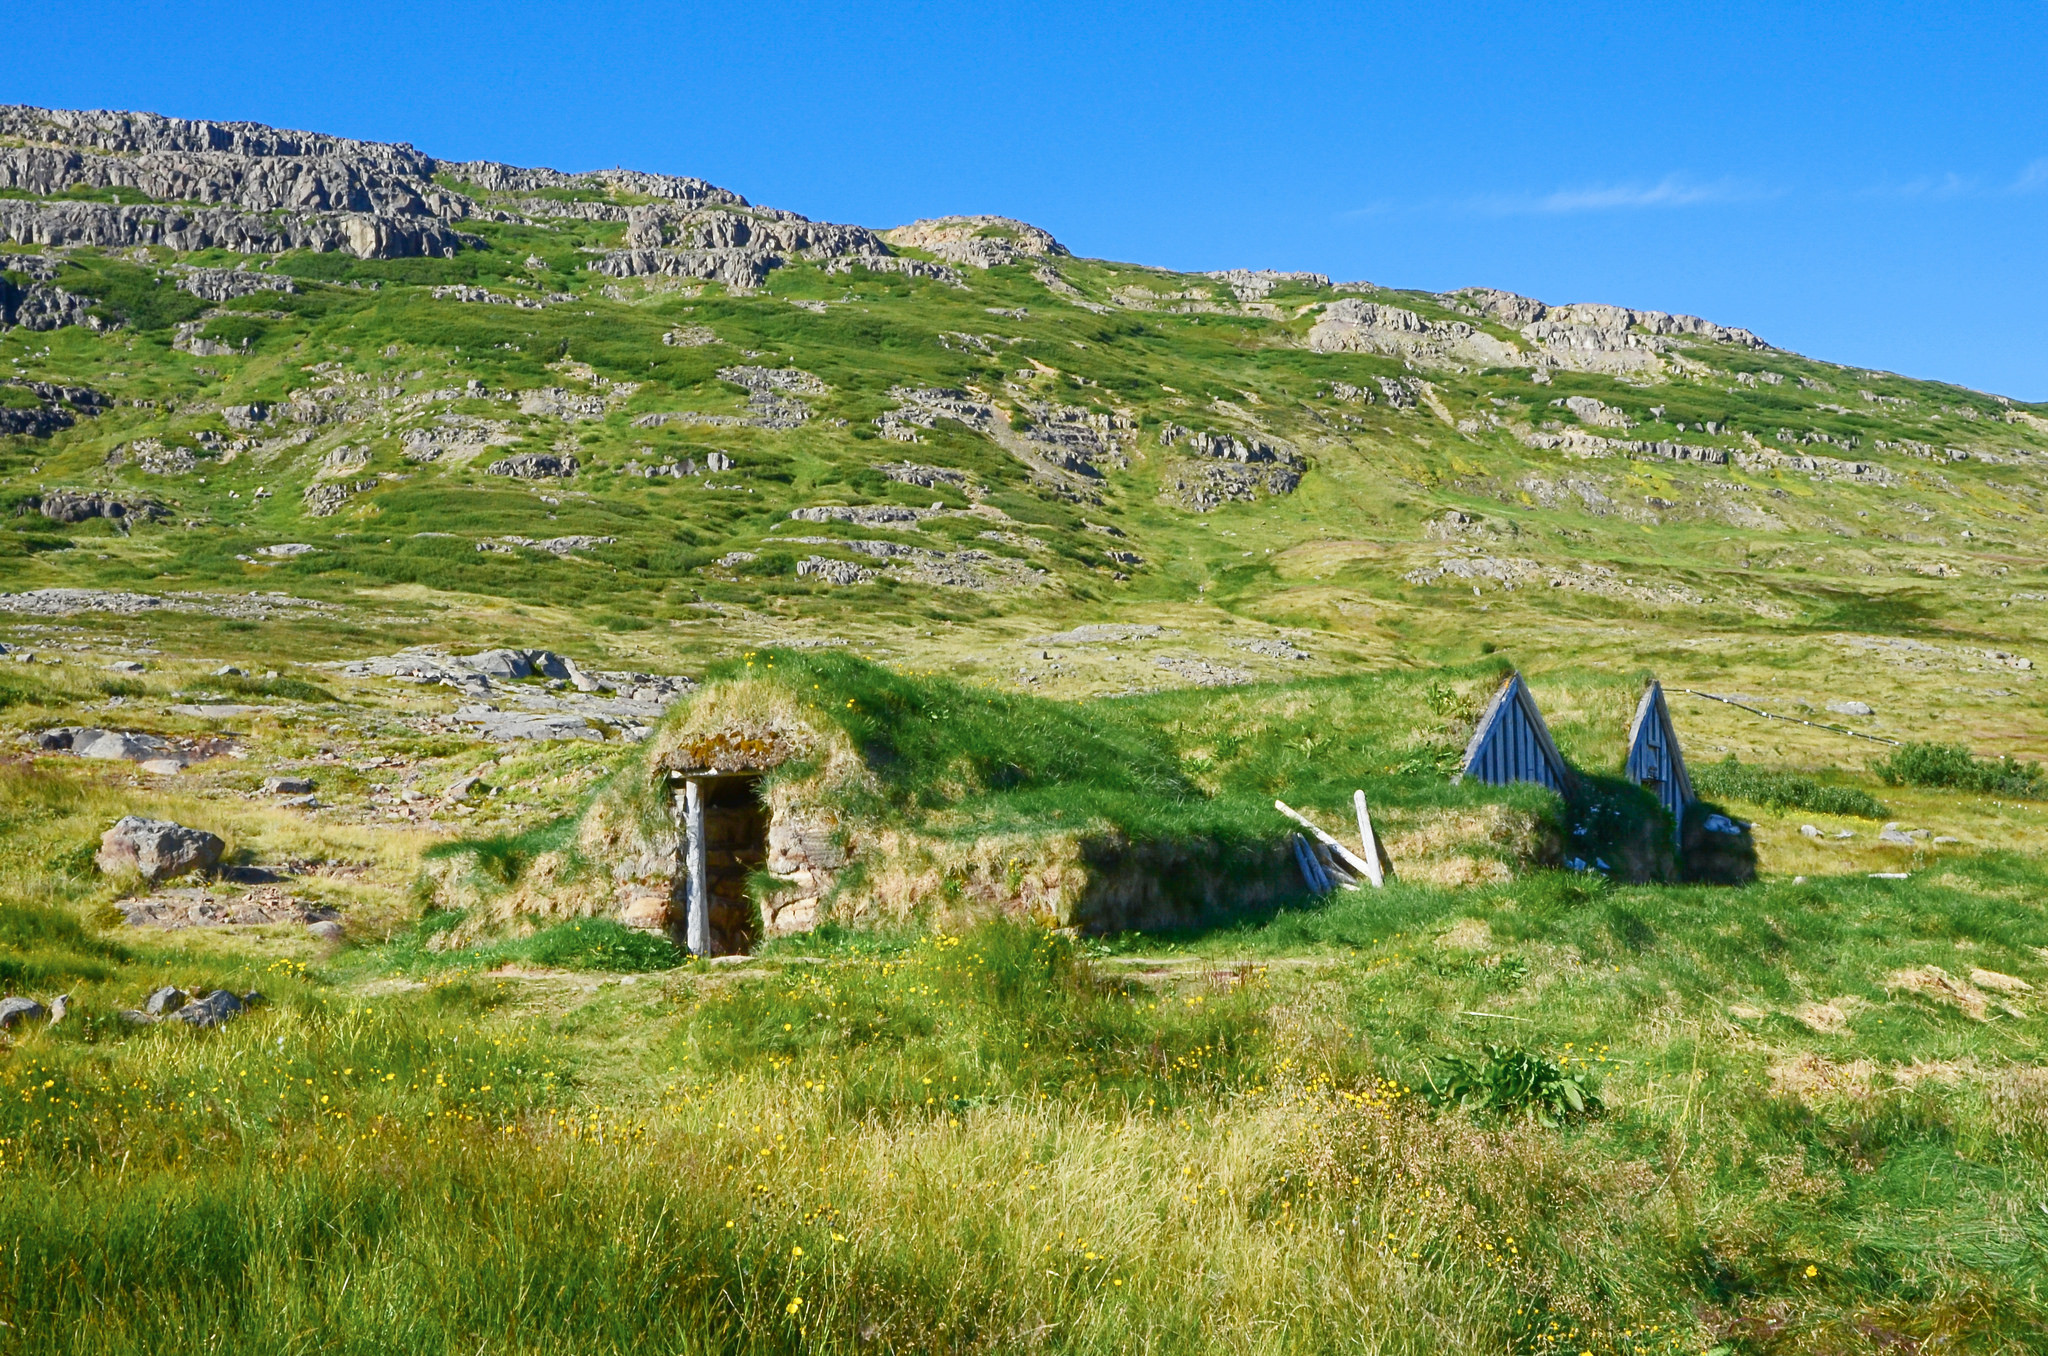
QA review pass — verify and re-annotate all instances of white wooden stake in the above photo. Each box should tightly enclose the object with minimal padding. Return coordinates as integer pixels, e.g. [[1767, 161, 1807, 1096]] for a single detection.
[[1353, 790, 1386, 889], [684, 777, 710, 956], [1275, 800, 1377, 880]]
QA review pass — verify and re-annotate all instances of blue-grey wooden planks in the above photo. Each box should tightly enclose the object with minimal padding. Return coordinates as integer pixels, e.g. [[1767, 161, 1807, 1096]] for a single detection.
[[1624, 680, 1695, 830], [1458, 672, 1570, 792]]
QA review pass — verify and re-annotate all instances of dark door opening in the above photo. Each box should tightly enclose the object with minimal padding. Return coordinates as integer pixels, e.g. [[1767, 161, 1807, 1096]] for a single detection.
[[672, 773, 768, 956]]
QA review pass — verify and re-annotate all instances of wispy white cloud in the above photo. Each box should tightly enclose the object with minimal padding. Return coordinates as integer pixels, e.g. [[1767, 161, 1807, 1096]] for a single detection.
[[1346, 158, 2046, 221], [1861, 160, 2048, 200], [1344, 174, 1770, 220], [1476, 174, 1767, 216], [1861, 172, 1977, 201]]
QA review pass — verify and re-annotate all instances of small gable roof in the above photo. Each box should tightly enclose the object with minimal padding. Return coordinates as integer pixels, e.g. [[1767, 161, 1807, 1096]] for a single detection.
[[1458, 671, 1570, 793], [1624, 680, 1695, 822]]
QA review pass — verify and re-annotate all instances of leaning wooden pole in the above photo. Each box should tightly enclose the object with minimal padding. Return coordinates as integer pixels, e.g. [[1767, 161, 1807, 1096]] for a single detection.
[[684, 777, 711, 956], [1275, 800, 1378, 881], [1352, 790, 1386, 889]]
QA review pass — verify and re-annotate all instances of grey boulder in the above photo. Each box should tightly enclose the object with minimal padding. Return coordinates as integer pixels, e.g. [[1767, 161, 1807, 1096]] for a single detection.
[[144, 985, 188, 1016], [0, 995, 47, 1029], [459, 710, 601, 742], [96, 816, 225, 882], [461, 648, 571, 680], [172, 990, 260, 1028], [263, 776, 316, 795], [80, 731, 173, 761], [42, 727, 181, 763]]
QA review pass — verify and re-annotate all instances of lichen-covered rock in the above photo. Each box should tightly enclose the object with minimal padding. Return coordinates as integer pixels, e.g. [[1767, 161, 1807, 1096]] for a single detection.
[[96, 816, 225, 883]]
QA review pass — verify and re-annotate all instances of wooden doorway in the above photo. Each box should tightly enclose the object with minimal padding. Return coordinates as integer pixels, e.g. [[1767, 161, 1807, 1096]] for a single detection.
[[673, 773, 768, 955]]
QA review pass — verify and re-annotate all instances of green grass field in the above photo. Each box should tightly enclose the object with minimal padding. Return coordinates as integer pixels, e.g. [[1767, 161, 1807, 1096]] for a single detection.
[[3, 648, 2047, 1351], [6, 134, 2048, 1352], [7, 860, 2048, 1352]]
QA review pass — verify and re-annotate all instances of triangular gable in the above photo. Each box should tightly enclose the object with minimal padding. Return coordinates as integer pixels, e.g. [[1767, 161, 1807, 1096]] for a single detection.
[[1625, 680, 1695, 825], [1458, 672, 1570, 793]]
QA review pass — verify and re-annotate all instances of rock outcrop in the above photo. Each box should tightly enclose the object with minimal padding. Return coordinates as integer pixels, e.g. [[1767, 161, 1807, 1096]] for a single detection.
[[0, 253, 98, 331], [0, 105, 472, 259], [0, 380, 109, 436], [1454, 288, 1766, 349], [173, 266, 298, 302], [337, 646, 693, 742], [0, 197, 471, 260], [1306, 288, 1771, 377], [1204, 269, 1330, 300], [30, 489, 163, 525], [797, 556, 876, 585], [1307, 299, 1522, 367], [872, 387, 1131, 491], [485, 453, 578, 479], [1157, 425, 1304, 511], [0, 105, 916, 274], [882, 216, 1067, 268]]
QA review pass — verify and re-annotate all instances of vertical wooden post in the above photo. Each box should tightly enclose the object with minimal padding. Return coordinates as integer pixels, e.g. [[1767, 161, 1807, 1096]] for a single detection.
[[1353, 790, 1386, 889], [684, 777, 710, 956]]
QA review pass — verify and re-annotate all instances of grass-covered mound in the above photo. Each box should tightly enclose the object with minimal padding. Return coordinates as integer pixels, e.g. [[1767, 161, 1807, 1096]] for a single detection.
[[428, 653, 1716, 942]]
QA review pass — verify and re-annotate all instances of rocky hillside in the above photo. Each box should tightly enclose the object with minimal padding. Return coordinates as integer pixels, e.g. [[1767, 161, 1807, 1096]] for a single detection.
[[4, 103, 2045, 763]]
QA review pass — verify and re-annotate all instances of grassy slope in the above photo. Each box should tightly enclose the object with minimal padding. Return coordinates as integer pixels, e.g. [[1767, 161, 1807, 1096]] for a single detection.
[[4, 219, 2045, 741], [5, 855, 2048, 1351], [4, 653, 2048, 1349], [5, 180, 2048, 1351]]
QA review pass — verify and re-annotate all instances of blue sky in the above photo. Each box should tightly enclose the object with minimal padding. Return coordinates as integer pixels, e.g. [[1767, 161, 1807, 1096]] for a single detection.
[[11, 2, 2047, 398]]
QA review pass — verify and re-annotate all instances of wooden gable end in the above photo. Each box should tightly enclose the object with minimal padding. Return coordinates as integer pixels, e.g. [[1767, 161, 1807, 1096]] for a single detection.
[[1625, 681, 1695, 825], [1458, 672, 1570, 793]]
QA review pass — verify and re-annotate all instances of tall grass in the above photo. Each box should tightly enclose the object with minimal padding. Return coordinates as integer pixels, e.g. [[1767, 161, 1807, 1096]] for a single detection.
[[1693, 755, 1888, 818], [1873, 741, 2048, 799], [379, 912, 684, 974], [7, 888, 2048, 1350]]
